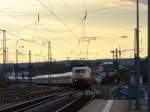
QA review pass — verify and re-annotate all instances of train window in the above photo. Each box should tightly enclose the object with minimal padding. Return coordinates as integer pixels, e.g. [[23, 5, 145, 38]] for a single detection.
[[88, 69, 91, 73], [74, 69, 86, 73]]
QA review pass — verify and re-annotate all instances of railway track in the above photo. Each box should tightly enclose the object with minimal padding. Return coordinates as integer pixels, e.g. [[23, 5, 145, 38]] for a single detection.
[[0, 85, 49, 93], [0, 88, 95, 112], [0, 85, 69, 104], [0, 89, 50, 104], [0, 85, 47, 97], [0, 86, 50, 104], [22, 89, 95, 112], [55, 89, 96, 112], [0, 90, 79, 112]]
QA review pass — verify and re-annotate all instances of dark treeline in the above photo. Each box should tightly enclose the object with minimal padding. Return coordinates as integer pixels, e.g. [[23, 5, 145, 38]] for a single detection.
[[0, 58, 139, 77], [28, 60, 100, 75], [3, 60, 101, 76]]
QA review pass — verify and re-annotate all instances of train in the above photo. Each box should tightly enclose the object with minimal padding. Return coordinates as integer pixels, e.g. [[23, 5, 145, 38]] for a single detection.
[[8, 72, 72, 86], [72, 66, 92, 87], [8, 66, 93, 88], [94, 62, 116, 84]]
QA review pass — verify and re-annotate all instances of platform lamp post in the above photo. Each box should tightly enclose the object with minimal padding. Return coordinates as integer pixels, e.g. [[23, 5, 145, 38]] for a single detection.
[[148, 0, 150, 111], [134, 0, 141, 110]]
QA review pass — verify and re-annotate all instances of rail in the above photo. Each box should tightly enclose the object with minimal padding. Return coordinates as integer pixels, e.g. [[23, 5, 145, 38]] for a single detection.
[[0, 90, 79, 112], [55, 89, 96, 112]]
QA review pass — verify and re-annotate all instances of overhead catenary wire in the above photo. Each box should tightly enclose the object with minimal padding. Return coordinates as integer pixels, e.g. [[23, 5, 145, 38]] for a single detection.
[[0, 3, 133, 36], [5, 25, 132, 46], [6, 31, 48, 48], [38, 0, 80, 38], [0, 3, 131, 15], [0, 1, 145, 62], [47, 0, 54, 12], [8, 22, 35, 31], [37, 1, 130, 38], [61, 0, 69, 9], [7, 29, 67, 46], [0, 10, 83, 35]]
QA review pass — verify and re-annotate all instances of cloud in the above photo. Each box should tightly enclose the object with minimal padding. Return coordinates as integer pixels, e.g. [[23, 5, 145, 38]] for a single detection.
[[124, 0, 147, 5]]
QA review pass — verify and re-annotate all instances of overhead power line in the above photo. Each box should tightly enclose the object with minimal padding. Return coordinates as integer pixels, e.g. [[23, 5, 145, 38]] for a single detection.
[[0, 4, 131, 15], [38, 0, 79, 38]]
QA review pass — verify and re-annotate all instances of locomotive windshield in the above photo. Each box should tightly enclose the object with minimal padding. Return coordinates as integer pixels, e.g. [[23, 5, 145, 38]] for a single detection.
[[75, 69, 86, 74]]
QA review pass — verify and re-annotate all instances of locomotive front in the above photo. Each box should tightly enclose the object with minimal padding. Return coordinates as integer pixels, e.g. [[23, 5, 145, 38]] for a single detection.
[[72, 67, 92, 87]]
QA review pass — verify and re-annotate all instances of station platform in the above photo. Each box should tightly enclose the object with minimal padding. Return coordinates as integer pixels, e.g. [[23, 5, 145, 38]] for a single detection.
[[79, 99, 147, 112]]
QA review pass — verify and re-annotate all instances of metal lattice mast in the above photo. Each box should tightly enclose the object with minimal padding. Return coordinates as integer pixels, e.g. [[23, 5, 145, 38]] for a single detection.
[[2, 30, 6, 76], [48, 41, 52, 62]]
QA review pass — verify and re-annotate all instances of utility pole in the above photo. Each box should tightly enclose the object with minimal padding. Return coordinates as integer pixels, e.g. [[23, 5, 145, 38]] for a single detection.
[[48, 41, 52, 61], [3, 30, 6, 65], [135, 0, 141, 109], [148, 0, 150, 112], [15, 49, 19, 81], [115, 48, 118, 62], [118, 50, 121, 59], [2, 30, 6, 76], [66, 57, 70, 61], [79, 11, 96, 60], [7, 48, 8, 63], [16, 49, 18, 64], [27, 50, 32, 99], [118, 46, 121, 59], [79, 37, 96, 59], [48, 41, 52, 88], [110, 50, 115, 63], [29, 50, 32, 83], [115, 48, 119, 70]]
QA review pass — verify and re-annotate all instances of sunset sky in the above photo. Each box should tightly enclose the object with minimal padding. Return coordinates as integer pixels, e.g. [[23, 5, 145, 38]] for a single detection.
[[0, 0, 148, 63]]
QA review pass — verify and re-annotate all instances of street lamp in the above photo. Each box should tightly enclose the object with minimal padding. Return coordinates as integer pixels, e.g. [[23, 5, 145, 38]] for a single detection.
[[134, 0, 141, 110], [147, 0, 150, 112]]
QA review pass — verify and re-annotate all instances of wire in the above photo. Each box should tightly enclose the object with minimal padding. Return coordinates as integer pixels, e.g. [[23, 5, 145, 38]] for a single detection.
[[61, 0, 69, 9], [94, 27, 132, 37], [38, 0, 80, 38], [38, 23, 70, 33], [47, 0, 54, 13], [8, 23, 35, 31], [0, 3, 132, 16], [7, 31, 21, 39], [7, 31, 47, 48]]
